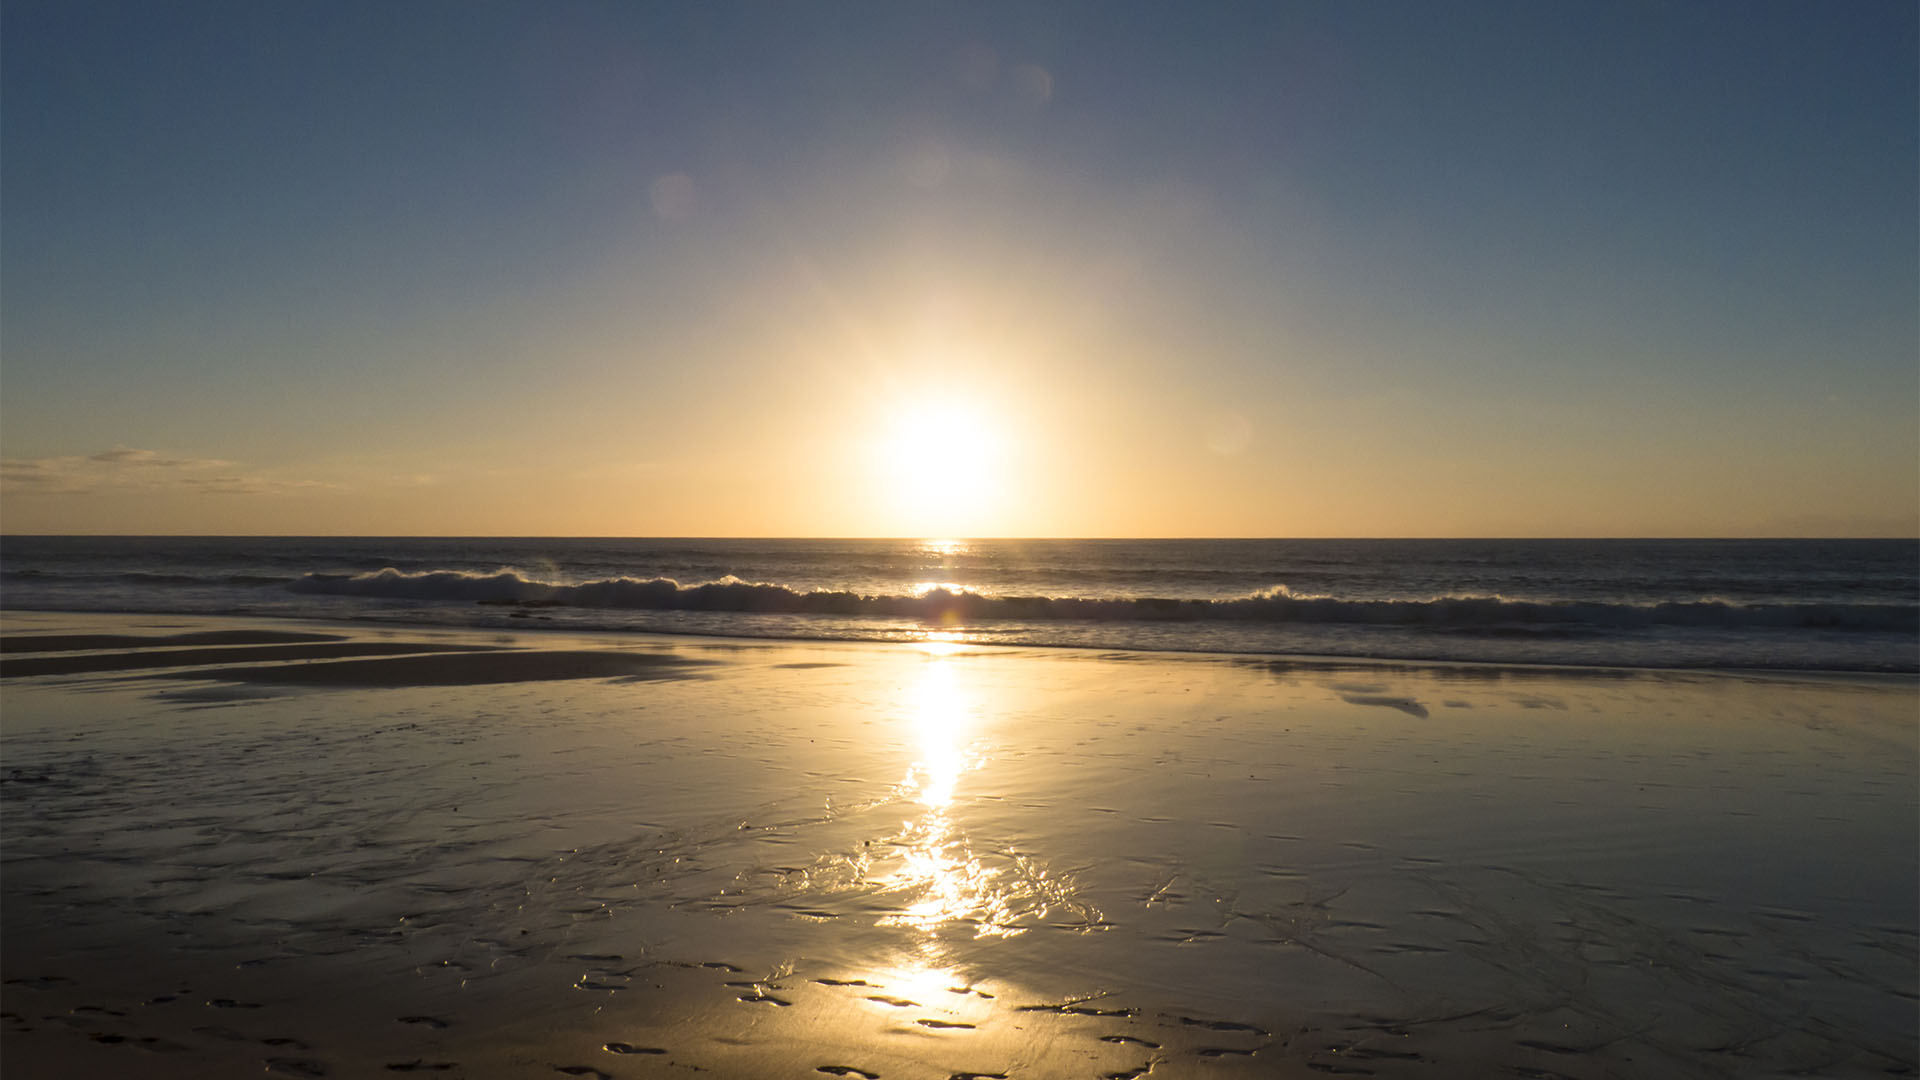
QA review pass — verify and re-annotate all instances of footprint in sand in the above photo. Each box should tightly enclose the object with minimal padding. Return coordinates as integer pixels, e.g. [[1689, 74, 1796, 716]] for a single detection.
[[1515, 1039, 1589, 1054], [1343, 1046, 1422, 1062], [914, 1019, 975, 1030], [864, 995, 918, 1008], [208, 997, 263, 1009], [1015, 1002, 1131, 1017], [737, 991, 793, 1006], [4, 975, 72, 990], [384, 1061, 457, 1072], [551, 1067, 612, 1079], [264, 1057, 329, 1077], [1099, 1035, 1161, 1048], [812, 978, 875, 987], [817, 1068, 880, 1078], [397, 1015, 451, 1029], [1175, 1016, 1268, 1035], [604, 1042, 668, 1055]]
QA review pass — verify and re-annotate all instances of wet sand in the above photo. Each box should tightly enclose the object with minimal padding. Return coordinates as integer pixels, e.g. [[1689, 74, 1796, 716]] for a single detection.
[[2, 610, 1915, 1078]]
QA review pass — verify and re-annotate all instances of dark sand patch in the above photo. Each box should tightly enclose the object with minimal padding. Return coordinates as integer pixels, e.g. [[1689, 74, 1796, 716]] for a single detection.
[[1338, 693, 1431, 718], [0, 629, 346, 654], [148, 649, 711, 687], [1, 642, 500, 678]]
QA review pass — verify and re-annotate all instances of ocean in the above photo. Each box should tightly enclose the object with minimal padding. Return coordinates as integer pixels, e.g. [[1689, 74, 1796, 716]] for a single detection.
[[1, 536, 1914, 672]]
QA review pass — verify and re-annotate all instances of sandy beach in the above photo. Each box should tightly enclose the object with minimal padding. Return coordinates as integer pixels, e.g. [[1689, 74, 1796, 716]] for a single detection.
[[2, 610, 1914, 1078]]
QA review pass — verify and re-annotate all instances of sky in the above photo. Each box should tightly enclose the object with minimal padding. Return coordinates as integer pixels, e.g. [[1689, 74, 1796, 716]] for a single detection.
[[3, 0, 1915, 537]]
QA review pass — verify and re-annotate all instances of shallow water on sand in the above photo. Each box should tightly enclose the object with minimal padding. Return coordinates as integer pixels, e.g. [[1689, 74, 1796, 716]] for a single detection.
[[2, 613, 1915, 1077]]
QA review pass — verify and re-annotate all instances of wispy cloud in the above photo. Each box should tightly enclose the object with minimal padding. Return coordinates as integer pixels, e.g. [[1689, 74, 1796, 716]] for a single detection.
[[87, 447, 232, 468], [0, 448, 338, 497]]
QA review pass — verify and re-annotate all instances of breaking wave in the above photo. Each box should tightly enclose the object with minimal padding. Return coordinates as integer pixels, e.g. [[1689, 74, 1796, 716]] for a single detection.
[[286, 568, 1920, 633]]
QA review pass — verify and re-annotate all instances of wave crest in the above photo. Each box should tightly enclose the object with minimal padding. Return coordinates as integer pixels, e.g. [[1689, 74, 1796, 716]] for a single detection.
[[284, 568, 1919, 633]]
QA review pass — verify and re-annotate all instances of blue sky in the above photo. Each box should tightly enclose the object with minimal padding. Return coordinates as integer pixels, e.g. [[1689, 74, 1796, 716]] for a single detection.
[[3, 1, 1915, 535]]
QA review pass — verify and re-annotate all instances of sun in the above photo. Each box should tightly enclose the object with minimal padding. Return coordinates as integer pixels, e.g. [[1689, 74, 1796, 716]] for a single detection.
[[875, 396, 1007, 536]]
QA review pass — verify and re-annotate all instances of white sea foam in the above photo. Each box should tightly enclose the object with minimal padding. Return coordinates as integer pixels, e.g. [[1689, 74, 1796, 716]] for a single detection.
[[284, 567, 1920, 633]]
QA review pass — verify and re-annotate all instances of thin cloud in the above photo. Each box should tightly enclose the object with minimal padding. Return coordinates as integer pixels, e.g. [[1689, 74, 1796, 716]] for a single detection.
[[0, 448, 339, 497], [88, 447, 232, 468]]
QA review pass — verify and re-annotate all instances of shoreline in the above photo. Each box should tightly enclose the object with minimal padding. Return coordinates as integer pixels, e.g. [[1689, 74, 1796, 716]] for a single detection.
[[4, 606, 1915, 685], [4, 609, 1915, 1077]]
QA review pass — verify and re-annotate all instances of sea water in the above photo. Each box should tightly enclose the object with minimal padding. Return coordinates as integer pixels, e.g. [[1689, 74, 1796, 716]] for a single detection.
[[2, 536, 1914, 671]]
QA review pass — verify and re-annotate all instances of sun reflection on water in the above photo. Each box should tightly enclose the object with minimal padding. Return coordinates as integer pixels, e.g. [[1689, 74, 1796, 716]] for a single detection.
[[917, 538, 970, 558]]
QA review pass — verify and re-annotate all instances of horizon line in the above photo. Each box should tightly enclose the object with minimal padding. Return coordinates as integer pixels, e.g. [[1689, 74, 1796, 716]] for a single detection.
[[3, 533, 1916, 542]]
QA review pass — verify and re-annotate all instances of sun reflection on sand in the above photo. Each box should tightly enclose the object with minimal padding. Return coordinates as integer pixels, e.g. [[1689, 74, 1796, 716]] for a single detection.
[[877, 655, 1001, 934], [912, 630, 968, 656], [865, 956, 998, 1015], [880, 815, 1019, 937], [905, 657, 970, 808], [875, 655, 1004, 935], [868, 653, 1101, 942], [757, 647, 1101, 944]]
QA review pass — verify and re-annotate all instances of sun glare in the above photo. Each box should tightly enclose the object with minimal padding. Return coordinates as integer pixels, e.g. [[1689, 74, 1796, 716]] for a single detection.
[[875, 397, 1008, 535]]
